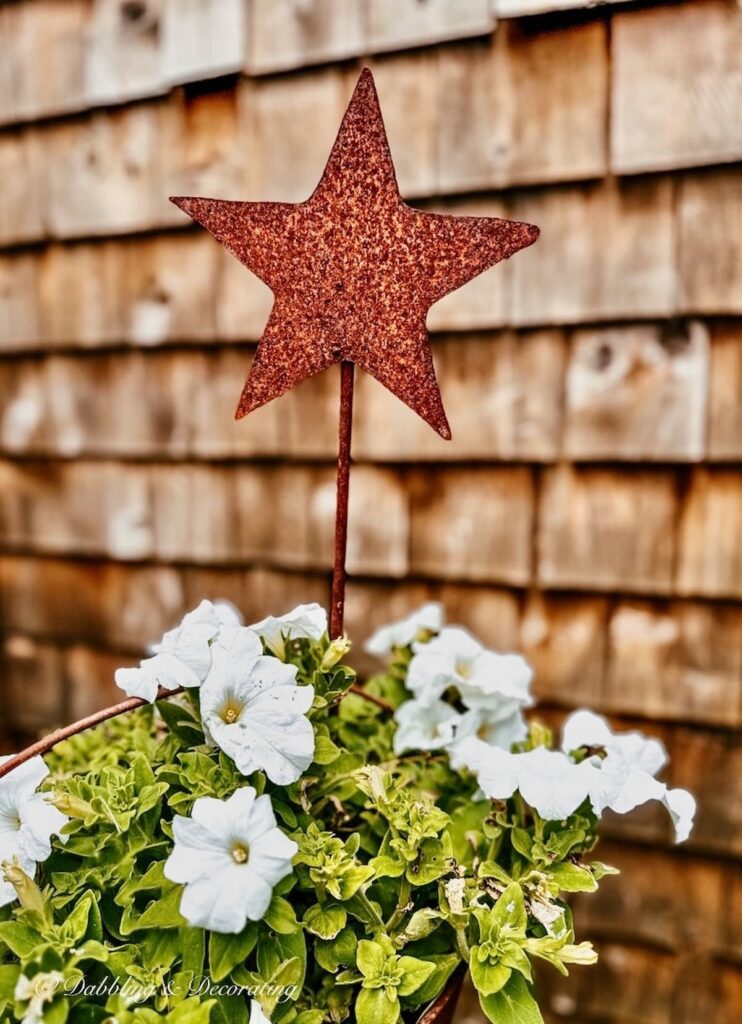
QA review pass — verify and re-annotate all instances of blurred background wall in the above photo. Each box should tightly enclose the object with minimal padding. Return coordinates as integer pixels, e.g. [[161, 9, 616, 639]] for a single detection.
[[0, 0, 740, 1020]]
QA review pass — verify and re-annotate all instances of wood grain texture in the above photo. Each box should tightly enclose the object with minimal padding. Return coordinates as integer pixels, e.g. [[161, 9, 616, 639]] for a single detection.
[[538, 466, 678, 593], [437, 20, 607, 192], [409, 467, 535, 584], [563, 323, 709, 462], [679, 169, 742, 315], [611, 0, 742, 174], [676, 469, 742, 598], [708, 321, 742, 460]]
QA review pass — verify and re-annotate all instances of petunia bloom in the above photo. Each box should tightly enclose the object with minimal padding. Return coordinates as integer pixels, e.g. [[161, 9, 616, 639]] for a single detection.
[[407, 628, 533, 720], [451, 739, 597, 820], [454, 706, 528, 752], [115, 599, 240, 702], [365, 602, 444, 656], [164, 787, 297, 934], [200, 626, 315, 785], [393, 699, 461, 755], [249, 603, 327, 658], [561, 710, 696, 843], [0, 756, 68, 908]]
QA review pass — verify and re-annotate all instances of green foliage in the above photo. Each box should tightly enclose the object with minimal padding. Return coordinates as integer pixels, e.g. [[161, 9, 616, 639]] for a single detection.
[[0, 629, 611, 1024]]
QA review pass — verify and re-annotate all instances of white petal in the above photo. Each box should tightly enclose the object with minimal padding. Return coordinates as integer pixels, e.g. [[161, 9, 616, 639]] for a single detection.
[[178, 865, 267, 933], [115, 652, 200, 702], [249, 603, 327, 653], [663, 788, 696, 844], [455, 708, 528, 751], [226, 713, 315, 786], [249, 1000, 272, 1024], [393, 699, 460, 755], [406, 649, 456, 706], [0, 756, 48, 796], [18, 796, 68, 861], [561, 710, 614, 753], [459, 651, 533, 709], [516, 749, 594, 820], [248, 828, 298, 887], [364, 602, 444, 656], [214, 600, 243, 627], [414, 626, 482, 660]]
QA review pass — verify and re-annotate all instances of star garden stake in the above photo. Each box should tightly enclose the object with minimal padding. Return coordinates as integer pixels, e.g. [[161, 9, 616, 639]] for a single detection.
[[171, 68, 539, 639]]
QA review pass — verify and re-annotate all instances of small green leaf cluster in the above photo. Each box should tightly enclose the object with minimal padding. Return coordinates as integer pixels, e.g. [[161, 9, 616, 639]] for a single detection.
[[0, 628, 613, 1024]]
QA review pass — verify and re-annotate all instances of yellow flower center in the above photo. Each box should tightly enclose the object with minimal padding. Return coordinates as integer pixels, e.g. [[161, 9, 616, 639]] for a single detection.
[[219, 696, 244, 725], [231, 843, 250, 865]]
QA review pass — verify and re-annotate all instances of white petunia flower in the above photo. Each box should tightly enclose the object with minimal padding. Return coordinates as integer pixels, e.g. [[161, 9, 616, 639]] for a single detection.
[[456, 650, 533, 714], [561, 710, 696, 843], [249, 603, 327, 657], [116, 599, 240, 702], [408, 627, 533, 718], [393, 699, 461, 755], [365, 602, 444, 656], [454, 706, 528, 751], [164, 787, 297, 934], [450, 738, 595, 820], [0, 757, 68, 908], [200, 626, 315, 785]]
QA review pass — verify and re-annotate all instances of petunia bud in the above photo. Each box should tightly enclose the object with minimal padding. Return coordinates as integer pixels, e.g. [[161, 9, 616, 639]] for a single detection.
[[320, 636, 352, 670], [51, 791, 94, 820], [1, 858, 49, 922]]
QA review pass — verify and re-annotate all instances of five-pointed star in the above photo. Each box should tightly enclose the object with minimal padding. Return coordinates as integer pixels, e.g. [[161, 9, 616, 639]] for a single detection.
[[171, 68, 538, 439]]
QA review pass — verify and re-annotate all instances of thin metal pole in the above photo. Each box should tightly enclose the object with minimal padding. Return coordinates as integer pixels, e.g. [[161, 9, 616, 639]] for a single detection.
[[330, 360, 355, 640], [0, 687, 184, 781]]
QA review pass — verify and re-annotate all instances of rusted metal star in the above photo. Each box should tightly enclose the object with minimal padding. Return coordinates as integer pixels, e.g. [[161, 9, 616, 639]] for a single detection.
[[171, 67, 539, 637], [171, 68, 538, 440]]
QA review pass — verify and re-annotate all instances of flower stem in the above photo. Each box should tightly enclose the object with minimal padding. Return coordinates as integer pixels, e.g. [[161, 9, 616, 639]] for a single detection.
[[355, 891, 386, 932], [385, 876, 412, 932], [455, 926, 471, 963]]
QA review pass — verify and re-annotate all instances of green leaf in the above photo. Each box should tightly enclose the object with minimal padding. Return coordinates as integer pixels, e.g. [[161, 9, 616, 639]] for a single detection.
[[130, 886, 186, 932], [313, 733, 341, 765], [209, 924, 258, 982], [405, 836, 452, 887], [395, 909, 442, 945], [403, 954, 459, 1007], [0, 964, 20, 1008], [499, 940, 533, 982], [168, 997, 216, 1024], [303, 904, 347, 940], [213, 994, 249, 1024], [356, 939, 385, 980], [491, 882, 527, 935], [264, 896, 299, 935], [0, 921, 42, 958], [470, 954, 511, 997], [315, 927, 358, 974], [369, 855, 405, 880], [356, 988, 399, 1024], [480, 972, 544, 1024], [156, 702, 205, 744], [511, 829, 533, 861], [180, 926, 205, 978], [396, 957, 436, 997], [547, 862, 598, 894]]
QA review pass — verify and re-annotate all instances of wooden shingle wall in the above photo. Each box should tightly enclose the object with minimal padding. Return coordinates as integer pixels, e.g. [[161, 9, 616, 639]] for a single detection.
[[0, 0, 740, 1020]]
